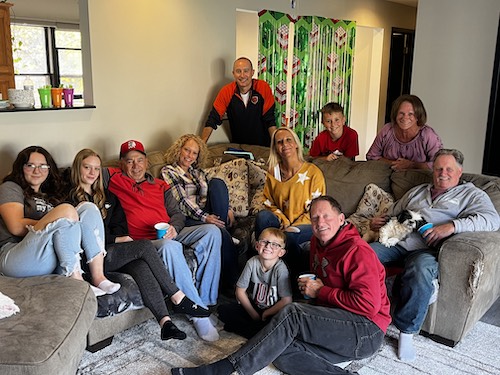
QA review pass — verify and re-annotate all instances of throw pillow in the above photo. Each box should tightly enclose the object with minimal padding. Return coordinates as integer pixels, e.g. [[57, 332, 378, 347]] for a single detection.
[[347, 183, 394, 238], [205, 158, 249, 217]]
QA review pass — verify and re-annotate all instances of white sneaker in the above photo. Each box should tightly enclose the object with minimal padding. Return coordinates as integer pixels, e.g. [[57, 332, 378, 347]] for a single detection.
[[428, 279, 439, 305]]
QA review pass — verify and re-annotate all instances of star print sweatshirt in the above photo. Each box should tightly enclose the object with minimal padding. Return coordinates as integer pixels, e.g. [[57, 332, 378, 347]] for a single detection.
[[262, 162, 326, 228]]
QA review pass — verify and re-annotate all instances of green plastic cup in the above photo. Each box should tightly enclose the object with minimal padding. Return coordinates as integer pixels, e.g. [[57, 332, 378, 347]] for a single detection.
[[38, 88, 52, 108]]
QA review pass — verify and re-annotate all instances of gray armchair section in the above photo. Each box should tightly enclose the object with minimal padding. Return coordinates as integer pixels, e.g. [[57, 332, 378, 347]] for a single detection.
[[421, 231, 500, 346], [0, 275, 97, 375]]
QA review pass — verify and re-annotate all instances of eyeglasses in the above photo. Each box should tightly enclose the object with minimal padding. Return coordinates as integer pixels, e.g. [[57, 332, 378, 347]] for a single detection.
[[257, 240, 283, 250], [24, 163, 50, 172]]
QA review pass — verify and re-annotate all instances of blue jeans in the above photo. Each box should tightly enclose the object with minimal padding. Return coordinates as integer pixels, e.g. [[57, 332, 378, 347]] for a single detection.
[[154, 224, 221, 307], [206, 178, 229, 224], [0, 202, 104, 277], [228, 303, 384, 375], [186, 219, 238, 287], [186, 178, 239, 286], [255, 210, 313, 277], [370, 241, 439, 334]]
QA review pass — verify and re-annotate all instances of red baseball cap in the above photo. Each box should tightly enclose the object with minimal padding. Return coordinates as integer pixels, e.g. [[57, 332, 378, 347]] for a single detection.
[[120, 140, 146, 158]]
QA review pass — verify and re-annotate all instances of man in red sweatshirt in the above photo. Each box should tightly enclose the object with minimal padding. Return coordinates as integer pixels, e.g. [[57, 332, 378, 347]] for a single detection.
[[172, 195, 391, 375]]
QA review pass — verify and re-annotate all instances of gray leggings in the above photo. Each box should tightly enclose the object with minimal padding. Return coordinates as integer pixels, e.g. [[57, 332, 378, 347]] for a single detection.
[[104, 239, 179, 323]]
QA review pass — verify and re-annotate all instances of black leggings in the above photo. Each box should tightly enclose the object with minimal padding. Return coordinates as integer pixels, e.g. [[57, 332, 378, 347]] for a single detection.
[[105, 239, 179, 323]]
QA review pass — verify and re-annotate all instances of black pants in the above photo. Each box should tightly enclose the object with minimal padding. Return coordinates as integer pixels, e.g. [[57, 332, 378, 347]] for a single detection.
[[218, 302, 268, 339], [105, 239, 179, 323]]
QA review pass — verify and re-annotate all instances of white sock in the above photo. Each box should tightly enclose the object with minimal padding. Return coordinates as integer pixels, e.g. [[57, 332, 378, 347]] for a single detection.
[[97, 280, 121, 294], [209, 314, 224, 331], [192, 317, 220, 342], [90, 285, 106, 297], [398, 332, 416, 361]]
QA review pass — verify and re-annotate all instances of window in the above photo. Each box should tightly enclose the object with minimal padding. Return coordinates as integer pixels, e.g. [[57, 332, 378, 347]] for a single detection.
[[11, 23, 83, 106]]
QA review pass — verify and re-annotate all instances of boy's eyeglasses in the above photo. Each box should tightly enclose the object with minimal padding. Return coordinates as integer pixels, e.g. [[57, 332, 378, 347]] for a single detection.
[[257, 240, 283, 250], [24, 163, 50, 172]]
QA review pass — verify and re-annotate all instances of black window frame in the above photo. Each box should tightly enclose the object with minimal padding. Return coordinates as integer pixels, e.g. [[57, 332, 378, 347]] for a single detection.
[[12, 23, 83, 100]]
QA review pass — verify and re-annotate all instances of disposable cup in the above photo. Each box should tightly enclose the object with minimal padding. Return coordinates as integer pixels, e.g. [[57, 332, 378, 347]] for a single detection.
[[51, 88, 63, 108], [38, 88, 52, 108], [298, 273, 316, 299], [418, 223, 434, 236], [63, 88, 74, 107], [154, 222, 170, 239]]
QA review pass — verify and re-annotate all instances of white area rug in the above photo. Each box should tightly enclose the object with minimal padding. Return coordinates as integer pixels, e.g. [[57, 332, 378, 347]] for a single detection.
[[78, 316, 500, 375]]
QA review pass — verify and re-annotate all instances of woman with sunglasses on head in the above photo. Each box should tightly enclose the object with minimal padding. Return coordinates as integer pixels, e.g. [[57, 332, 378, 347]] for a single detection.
[[0, 146, 120, 297], [68, 148, 211, 341], [254, 127, 326, 279]]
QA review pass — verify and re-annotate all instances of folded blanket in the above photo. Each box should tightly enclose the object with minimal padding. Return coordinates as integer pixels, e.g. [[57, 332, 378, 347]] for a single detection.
[[0, 291, 20, 319]]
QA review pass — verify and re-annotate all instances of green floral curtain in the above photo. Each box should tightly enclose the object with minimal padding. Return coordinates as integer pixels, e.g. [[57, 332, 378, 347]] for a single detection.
[[258, 11, 356, 149]]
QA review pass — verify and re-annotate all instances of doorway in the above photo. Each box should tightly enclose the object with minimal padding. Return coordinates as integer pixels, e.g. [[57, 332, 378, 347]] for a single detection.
[[385, 28, 415, 123], [483, 17, 500, 177]]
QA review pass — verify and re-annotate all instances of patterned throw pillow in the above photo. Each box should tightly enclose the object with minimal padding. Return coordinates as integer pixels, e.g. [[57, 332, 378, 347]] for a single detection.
[[347, 183, 394, 238], [205, 158, 249, 217]]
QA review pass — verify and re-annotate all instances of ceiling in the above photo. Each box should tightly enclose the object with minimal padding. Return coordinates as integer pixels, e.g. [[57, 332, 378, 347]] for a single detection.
[[385, 0, 418, 8]]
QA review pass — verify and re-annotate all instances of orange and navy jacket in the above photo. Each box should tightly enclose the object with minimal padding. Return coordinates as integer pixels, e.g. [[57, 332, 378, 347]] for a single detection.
[[205, 79, 276, 146]]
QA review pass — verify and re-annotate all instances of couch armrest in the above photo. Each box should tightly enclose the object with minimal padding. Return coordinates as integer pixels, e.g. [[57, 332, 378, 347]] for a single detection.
[[439, 231, 500, 299], [423, 231, 500, 343]]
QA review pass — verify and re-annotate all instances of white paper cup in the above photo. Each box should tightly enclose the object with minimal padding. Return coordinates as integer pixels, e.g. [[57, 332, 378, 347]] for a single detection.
[[154, 222, 170, 239]]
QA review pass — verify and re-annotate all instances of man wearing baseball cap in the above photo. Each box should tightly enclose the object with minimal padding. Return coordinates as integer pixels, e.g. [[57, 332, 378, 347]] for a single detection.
[[119, 139, 146, 158], [102, 140, 222, 342]]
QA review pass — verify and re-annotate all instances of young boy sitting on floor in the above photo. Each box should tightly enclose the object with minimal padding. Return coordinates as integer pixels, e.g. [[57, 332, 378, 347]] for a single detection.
[[309, 102, 359, 161], [217, 228, 292, 338]]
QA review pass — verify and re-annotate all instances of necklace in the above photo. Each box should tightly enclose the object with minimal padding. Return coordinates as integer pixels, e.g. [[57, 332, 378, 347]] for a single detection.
[[280, 161, 303, 181]]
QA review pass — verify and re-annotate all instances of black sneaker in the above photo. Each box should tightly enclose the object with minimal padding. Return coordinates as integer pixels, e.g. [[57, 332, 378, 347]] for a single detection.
[[161, 321, 186, 340], [172, 296, 210, 317]]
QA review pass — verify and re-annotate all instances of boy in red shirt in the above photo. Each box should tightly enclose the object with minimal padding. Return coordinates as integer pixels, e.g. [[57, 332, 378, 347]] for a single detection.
[[309, 102, 359, 161]]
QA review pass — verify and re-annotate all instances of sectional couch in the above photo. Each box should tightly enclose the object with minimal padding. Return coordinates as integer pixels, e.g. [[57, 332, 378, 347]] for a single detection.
[[206, 143, 500, 347], [1, 143, 499, 375]]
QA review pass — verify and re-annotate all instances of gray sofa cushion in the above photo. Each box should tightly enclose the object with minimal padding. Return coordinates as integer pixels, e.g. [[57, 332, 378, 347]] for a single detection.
[[0, 275, 96, 375], [313, 158, 393, 217], [391, 169, 433, 200]]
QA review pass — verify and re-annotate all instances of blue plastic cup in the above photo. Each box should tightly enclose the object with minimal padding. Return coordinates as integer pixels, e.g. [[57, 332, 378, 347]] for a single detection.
[[154, 222, 170, 239], [298, 273, 316, 299], [418, 223, 434, 237]]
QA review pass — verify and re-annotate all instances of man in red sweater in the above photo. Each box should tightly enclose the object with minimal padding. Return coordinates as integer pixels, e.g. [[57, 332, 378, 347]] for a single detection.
[[172, 195, 391, 375]]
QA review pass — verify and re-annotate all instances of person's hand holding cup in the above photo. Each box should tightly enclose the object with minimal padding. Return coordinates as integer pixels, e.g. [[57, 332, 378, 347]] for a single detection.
[[418, 223, 434, 238], [154, 222, 170, 239], [298, 273, 322, 300]]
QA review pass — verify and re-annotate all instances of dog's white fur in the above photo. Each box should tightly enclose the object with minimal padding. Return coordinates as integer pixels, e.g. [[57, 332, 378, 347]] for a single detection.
[[378, 210, 425, 247], [363, 210, 425, 247]]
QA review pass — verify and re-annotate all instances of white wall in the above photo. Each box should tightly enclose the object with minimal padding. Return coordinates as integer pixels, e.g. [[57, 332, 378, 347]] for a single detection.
[[412, 0, 500, 173], [0, 0, 416, 178], [351, 26, 384, 160]]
